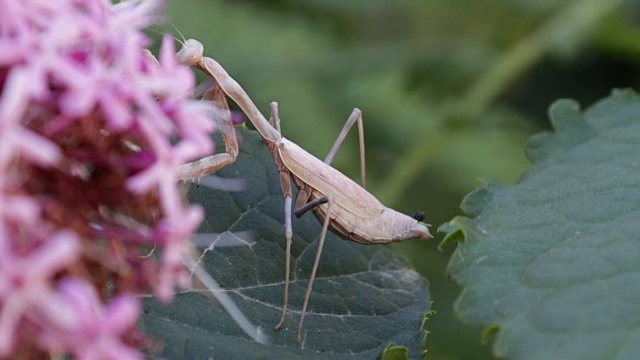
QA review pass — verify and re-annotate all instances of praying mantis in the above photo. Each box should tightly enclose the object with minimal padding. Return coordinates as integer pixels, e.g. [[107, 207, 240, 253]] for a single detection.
[[176, 39, 432, 341]]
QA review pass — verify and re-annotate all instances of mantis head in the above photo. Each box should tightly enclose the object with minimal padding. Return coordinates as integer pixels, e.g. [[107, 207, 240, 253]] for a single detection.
[[176, 39, 204, 66]]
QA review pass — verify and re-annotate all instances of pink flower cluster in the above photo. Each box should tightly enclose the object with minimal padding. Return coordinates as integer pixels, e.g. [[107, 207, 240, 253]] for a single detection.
[[0, 0, 214, 358]]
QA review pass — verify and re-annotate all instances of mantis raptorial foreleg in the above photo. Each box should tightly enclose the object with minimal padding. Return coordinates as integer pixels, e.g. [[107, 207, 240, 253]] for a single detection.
[[145, 44, 239, 180], [176, 69, 238, 180]]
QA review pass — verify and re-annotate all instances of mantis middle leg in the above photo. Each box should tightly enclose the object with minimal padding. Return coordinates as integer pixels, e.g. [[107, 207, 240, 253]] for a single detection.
[[323, 109, 366, 188], [272, 104, 295, 332]]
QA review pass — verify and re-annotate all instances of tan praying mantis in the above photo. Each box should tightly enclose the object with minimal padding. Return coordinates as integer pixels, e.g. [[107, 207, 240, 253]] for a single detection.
[[176, 39, 432, 341]]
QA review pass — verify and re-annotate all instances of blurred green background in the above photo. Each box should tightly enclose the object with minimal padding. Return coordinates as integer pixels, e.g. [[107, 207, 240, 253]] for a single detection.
[[156, 1, 640, 358]]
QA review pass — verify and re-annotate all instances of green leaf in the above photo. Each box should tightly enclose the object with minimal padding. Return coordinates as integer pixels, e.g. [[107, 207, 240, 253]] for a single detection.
[[440, 89, 640, 360], [381, 343, 410, 360], [141, 128, 430, 359]]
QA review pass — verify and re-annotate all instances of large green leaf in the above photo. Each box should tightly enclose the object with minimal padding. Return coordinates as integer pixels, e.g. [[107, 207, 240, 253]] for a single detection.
[[141, 128, 430, 359], [441, 89, 640, 360]]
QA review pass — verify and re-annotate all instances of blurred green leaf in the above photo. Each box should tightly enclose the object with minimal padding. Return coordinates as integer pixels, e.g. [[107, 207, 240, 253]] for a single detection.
[[381, 343, 411, 360], [141, 128, 430, 359], [441, 89, 640, 359]]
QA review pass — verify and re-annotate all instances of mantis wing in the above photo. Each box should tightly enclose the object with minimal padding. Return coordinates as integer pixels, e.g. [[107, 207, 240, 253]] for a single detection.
[[278, 139, 385, 219]]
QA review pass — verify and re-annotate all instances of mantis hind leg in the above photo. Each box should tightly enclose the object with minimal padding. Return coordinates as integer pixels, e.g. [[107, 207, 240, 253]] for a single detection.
[[323, 109, 366, 188], [176, 82, 239, 179], [297, 195, 334, 342], [293, 196, 328, 218]]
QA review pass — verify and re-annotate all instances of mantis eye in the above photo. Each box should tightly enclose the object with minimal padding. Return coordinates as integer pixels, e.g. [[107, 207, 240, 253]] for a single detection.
[[412, 211, 425, 222]]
